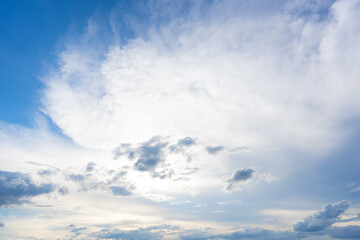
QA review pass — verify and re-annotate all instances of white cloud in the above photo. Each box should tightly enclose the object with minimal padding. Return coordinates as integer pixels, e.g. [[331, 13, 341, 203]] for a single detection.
[[42, 0, 360, 156], [2, 0, 360, 238]]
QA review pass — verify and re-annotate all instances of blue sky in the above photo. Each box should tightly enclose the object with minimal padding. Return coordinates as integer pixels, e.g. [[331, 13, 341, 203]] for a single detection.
[[0, 0, 118, 126], [1, 0, 360, 239]]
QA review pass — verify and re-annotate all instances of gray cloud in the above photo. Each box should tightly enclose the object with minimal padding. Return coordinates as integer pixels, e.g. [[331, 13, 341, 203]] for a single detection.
[[71, 227, 87, 233], [230, 169, 255, 181], [58, 187, 69, 195], [177, 137, 196, 147], [93, 225, 360, 240], [226, 168, 255, 190], [66, 172, 102, 192], [94, 225, 360, 240], [86, 162, 96, 172], [134, 137, 168, 171], [68, 173, 85, 182], [169, 137, 197, 153], [113, 137, 169, 172], [206, 146, 225, 155], [113, 136, 200, 179], [0, 170, 55, 206], [151, 169, 174, 179], [211, 228, 295, 240], [0, 222, 4, 227], [294, 200, 350, 232], [94, 225, 296, 240], [67, 224, 88, 237], [87, 204, 360, 240], [110, 186, 132, 196], [64, 166, 133, 197], [111, 170, 127, 182], [95, 225, 178, 240], [113, 144, 135, 160], [37, 169, 53, 176], [327, 225, 360, 239]]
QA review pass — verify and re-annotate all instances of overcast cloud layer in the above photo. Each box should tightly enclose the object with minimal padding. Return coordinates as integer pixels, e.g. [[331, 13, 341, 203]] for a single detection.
[[1, 0, 360, 239]]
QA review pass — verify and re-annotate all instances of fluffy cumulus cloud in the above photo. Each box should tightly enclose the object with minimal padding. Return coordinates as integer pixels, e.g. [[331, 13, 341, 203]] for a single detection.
[[290, 200, 360, 239], [41, 0, 360, 154], [113, 136, 200, 179], [0, 170, 55, 206], [294, 200, 350, 232]]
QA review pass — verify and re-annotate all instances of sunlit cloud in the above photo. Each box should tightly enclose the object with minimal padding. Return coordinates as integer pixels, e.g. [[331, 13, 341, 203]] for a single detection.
[[1, 0, 360, 239]]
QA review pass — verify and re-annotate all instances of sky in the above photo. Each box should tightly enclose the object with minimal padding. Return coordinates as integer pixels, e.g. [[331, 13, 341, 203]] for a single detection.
[[1, 0, 360, 239]]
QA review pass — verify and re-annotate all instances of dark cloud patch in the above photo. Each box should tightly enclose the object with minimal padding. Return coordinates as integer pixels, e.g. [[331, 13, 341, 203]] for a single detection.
[[71, 227, 87, 233], [113, 137, 169, 173], [135, 157, 161, 171], [151, 169, 174, 179], [111, 170, 127, 182], [294, 200, 350, 232], [206, 146, 225, 154], [58, 187, 69, 195], [128, 151, 135, 160], [86, 162, 96, 172], [0, 222, 4, 227], [34, 204, 52, 207], [68, 174, 85, 182], [96, 229, 160, 240], [230, 169, 254, 181], [91, 217, 360, 240], [67, 224, 87, 237], [113, 136, 221, 179], [0, 170, 55, 206], [178, 137, 196, 147], [221, 229, 296, 240], [95, 225, 179, 240], [184, 228, 296, 240], [113, 144, 133, 160], [328, 225, 360, 239], [94, 225, 295, 240], [110, 186, 132, 196], [63, 166, 132, 196], [226, 168, 254, 190], [134, 137, 168, 171], [170, 137, 196, 153]]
